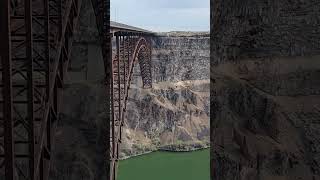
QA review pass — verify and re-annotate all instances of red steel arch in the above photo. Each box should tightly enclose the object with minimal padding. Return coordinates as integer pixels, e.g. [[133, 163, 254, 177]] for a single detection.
[[110, 34, 152, 180], [127, 37, 152, 89]]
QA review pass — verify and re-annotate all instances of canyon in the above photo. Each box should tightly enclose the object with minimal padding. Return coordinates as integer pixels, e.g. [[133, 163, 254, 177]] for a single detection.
[[49, 1, 210, 179], [121, 32, 210, 158]]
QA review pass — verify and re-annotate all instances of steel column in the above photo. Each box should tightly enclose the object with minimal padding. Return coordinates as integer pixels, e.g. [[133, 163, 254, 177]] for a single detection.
[[0, 0, 15, 179], [25, 0, 35, 178]]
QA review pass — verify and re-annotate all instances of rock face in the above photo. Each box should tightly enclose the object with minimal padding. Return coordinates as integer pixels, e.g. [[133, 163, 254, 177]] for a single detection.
[[211, 0, 320, 65], [120, 32, 210, 158], [211, 0, 320, 180], [152, 32, 210, 82]]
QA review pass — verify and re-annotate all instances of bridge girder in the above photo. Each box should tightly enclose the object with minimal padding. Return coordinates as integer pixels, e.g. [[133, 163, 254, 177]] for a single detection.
[[0, 0, 152, 179], [110, 33, 152, 180], [0, 0, 82, 179]]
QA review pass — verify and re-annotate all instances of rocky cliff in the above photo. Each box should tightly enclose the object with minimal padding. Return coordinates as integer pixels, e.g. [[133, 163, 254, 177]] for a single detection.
[[211, 58, 320, 180], [120, 32, 210, 158], [211, 0, 320, 179]]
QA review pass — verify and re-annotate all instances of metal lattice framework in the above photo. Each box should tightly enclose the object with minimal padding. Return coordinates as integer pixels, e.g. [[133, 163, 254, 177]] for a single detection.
[[110, 32, 152, 180], [0, 0, 152, 179], [0, 0, 82, 179], [91, 0, 112, 179]]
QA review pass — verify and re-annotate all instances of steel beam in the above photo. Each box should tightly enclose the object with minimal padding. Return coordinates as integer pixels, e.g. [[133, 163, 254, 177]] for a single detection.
[[0, 0, 82, 179], [0, 0, 15, 179], [91, 1, 112, 179], [34, 1, 83, 178], [25, 0, 35, 178], [110, 33, 152, 180]]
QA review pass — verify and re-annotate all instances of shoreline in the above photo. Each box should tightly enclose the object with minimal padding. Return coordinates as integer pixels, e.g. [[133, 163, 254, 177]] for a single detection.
[[158, 146, 210, 153], [119, 146, 210, 160]]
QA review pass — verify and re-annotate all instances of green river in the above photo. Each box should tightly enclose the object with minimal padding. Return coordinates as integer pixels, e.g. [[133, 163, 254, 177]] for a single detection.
[[117, 149, 210, 180]]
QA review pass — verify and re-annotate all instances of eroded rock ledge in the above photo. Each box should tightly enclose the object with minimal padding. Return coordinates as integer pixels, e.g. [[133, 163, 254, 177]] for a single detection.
[[120, 32, 210, 158]]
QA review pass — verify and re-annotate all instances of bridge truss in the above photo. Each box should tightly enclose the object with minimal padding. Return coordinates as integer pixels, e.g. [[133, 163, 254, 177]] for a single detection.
[[110, 32, 152, 180], [0, 0, 152, 179], [0, 0, 82, 179]]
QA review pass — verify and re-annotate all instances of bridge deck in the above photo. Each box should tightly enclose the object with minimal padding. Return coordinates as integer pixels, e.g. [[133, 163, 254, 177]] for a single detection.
[[110, 21, 154, 34]]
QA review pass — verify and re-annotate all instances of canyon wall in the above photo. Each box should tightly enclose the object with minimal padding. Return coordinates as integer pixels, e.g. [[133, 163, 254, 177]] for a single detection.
[[152, 32, 210, 82], [120, 32, 210, 158], [211, 0, 320, 179]]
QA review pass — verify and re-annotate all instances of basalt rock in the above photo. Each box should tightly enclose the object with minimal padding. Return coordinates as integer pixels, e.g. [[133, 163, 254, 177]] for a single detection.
[[120, 33, 210, 158], [211, 0, 320, 179]]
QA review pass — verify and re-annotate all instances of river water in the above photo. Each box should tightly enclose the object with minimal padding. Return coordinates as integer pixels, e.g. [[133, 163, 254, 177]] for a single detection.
[[117, 149, 210, 180]]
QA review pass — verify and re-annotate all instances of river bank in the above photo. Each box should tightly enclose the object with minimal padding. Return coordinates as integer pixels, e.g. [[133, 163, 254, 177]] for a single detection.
[[120, 142, 210, 160]]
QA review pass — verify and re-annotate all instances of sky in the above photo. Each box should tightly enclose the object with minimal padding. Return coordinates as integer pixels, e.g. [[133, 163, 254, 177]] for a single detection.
[[110, 0, 210, 32]]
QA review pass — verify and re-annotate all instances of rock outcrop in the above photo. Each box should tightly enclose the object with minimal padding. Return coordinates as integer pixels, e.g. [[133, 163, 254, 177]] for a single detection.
[[120, 32, 210, 158], [152, 32, 210, 82], [211, 0, 320, 179]]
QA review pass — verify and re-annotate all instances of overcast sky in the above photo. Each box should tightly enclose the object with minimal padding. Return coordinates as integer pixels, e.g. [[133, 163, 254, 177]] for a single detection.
[[110, 0, 210, 32]]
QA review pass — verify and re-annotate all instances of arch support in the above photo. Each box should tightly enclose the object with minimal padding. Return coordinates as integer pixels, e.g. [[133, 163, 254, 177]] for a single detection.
[[110, 33, 153, 180]]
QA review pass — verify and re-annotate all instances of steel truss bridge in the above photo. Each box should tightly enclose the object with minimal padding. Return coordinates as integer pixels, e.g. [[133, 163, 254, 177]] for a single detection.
[[110, 22, 153, 180], [110, 22, 152, 180], [0, 0, 153, 179]]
